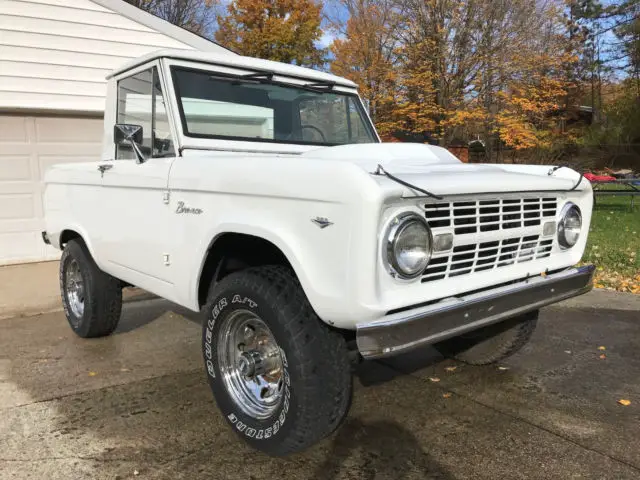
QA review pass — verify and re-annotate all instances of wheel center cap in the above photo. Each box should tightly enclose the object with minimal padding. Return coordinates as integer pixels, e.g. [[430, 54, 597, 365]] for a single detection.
[[239, 351, 262, 378]]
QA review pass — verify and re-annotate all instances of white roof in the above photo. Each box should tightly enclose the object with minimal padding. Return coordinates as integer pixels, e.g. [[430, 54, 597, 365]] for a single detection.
[[108, 49, 358, 88]]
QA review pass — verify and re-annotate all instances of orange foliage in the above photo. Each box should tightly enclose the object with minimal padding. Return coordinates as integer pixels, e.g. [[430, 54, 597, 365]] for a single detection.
[[330, 0, 581, 148], [496, 53, 577, 149], [216, 0, 325, 66], [330, 4, 399, 136]]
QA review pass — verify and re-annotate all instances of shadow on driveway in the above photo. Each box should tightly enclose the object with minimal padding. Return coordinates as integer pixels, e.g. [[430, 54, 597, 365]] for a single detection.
[[313, 418, 453, 480]]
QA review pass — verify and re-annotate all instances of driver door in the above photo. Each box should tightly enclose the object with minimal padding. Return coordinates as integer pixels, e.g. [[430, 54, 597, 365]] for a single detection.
[[98, 64, 177, 298]]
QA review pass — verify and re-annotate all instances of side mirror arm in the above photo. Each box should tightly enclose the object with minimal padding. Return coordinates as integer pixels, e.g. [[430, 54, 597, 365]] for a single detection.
[[114, 124, 146, 163], [130, 139, 145, 164]]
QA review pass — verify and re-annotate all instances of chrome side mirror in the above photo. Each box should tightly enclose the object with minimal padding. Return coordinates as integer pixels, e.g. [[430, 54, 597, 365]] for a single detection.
[[114, 124, 145, 163]]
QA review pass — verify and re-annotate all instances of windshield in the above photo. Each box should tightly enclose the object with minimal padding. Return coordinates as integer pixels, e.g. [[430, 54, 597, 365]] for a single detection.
[[171, 67, 377, 146]]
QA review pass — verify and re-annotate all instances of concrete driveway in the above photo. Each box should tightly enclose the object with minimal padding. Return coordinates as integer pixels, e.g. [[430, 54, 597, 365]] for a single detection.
[[1, 290, 639, 480]]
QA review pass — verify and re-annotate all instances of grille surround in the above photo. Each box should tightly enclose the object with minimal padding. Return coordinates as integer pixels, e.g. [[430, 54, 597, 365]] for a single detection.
[[421, 196, 558, 283]]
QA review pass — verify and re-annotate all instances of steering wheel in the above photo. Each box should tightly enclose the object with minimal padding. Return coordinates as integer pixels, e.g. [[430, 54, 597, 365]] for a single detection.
[[300, 125, 327, 142]]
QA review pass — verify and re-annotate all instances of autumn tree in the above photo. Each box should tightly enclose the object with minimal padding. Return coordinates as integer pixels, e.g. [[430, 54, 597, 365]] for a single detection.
[[124, 0, 216, 35], [215, 0, 326, 66], [330, 1, 401, 136]]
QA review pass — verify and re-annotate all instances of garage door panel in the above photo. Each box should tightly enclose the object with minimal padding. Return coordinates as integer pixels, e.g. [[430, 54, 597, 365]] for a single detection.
[[0, 115, 29, 142], [36, 116, 103, 143], [0, 231, 40, 262], [0, 194, 36, 220], [0, 155, 31, 181], [0, 216, 43, 232], [0, 114, 102, 265]]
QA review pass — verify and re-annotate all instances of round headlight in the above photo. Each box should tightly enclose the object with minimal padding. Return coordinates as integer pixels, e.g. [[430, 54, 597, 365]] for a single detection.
[[558, 203, 582, 249], [386, 214, 432, 279]]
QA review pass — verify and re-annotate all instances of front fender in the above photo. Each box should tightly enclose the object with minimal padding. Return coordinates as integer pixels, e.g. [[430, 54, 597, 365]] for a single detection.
[[186, 211, 354, 325]]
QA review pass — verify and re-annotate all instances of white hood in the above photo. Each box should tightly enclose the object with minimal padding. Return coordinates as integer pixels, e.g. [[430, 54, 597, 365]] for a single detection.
[[302, 143, 586, 195]]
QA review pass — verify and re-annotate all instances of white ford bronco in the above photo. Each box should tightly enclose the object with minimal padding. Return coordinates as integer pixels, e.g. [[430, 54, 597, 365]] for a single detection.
[[43, 49, 595, 456]]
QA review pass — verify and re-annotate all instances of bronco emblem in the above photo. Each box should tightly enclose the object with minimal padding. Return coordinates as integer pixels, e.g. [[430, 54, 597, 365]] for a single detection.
[[175, 201, 203, 215]]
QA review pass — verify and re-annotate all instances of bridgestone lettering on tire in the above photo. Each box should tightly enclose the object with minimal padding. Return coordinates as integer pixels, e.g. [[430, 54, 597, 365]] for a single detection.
[[435, 310, 539, 365], [60, 239, 122, 338], [202, 266, 352, 456]]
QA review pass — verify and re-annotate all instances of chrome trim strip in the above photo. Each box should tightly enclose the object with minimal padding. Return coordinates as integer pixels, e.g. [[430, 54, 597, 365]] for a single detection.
[[356, 265, 595, 359]]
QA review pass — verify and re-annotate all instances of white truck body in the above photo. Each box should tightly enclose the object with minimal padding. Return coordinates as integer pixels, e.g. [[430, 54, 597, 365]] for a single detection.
[[43, 49, 593, 345]]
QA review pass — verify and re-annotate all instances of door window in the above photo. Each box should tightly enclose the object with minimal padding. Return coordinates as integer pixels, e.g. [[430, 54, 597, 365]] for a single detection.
[[116, 67, 175, 160], [298, 96, 372, 144]]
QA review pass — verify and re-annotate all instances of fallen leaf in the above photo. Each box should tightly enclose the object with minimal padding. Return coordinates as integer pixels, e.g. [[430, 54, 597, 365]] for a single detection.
[[445, 366, 457, 372], [134, 470, 140, 476], [598, 346, 606, 351], [442, 392, 452, 399], [429, 377, 440, 382], [599, 354, 606, 359], [618, 399, 631, 406], [88, 371, 97, 377]]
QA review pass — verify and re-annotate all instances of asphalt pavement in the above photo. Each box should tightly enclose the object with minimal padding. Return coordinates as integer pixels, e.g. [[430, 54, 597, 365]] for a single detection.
[[1, 290, 639, 480]]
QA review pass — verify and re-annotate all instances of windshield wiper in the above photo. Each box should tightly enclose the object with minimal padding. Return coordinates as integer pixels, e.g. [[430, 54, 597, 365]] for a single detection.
[[303, 81, 336, 90], [210, 72, 332, 93], [239, 71, 274, 81], [374, 165, 443, 200], [547, 165, 584, 191], [231, 71, 275, 85]]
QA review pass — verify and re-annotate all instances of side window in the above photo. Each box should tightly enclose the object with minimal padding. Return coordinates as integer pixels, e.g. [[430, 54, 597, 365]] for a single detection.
[[116, 67, 174, 160], [299, 95, 348, 144], [347, 97, 374, 143], [298, 96, 371, 144]]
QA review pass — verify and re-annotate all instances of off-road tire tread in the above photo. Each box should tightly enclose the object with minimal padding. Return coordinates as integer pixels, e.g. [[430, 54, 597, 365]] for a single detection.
[[438, 311, 538, 366], [60, 239, 122, 338], [204, 265, 351, 456]]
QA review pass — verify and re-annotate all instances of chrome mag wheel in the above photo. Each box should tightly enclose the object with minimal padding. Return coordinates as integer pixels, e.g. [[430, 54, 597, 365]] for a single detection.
[[65, 258, 85, 319], [218, 310, 285, 420]]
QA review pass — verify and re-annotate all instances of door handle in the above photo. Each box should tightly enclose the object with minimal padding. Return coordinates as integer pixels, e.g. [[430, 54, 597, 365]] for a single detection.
[[98, 164, 113, 176]]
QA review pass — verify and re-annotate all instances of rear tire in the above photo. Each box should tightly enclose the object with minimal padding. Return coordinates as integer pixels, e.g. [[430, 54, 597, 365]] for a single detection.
[[202, 266, 352, 456], [60, 239, 122, 338], [435, 310, 538, 365]]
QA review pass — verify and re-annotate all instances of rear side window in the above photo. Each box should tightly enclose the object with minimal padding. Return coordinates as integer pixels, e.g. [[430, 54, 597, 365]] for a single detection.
[[116, 67, 174, 160]]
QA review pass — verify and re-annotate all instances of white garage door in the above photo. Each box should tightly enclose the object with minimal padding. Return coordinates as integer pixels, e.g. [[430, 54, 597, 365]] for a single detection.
[[0, 114, 103, 265]]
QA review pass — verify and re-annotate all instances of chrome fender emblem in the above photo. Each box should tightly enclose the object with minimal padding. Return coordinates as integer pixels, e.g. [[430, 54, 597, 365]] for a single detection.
[[311, 217, 333, 229], [175, 201, 203, 215]]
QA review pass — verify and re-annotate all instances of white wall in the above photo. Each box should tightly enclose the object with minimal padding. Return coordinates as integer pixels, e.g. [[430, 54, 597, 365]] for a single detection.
[[0, 0, 229, 113]]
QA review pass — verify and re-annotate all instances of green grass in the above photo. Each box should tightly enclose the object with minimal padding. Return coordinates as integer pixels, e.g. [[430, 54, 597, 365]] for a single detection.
[[582, 192, 639, 278]]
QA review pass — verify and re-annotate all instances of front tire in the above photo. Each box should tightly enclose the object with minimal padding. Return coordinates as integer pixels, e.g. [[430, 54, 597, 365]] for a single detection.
[[435, 310, 538, 365], [60, 239, 122, 338], [202, 266, 352, 456]]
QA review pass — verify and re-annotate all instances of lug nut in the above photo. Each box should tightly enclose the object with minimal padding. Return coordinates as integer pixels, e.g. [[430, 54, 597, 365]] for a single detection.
[[243, 325, 255, 340]]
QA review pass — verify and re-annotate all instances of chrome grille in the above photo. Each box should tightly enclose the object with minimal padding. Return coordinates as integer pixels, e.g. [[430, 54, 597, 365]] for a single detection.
[[422, 235, 554, 283], [424, 197, 558, 235]]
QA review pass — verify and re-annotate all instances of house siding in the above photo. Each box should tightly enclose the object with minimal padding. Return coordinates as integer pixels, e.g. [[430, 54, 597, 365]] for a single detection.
[[0, 0, 227, 113]]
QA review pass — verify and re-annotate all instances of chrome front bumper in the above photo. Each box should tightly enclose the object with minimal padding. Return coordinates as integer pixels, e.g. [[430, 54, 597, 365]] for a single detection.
[[356, 265, 595, 359]]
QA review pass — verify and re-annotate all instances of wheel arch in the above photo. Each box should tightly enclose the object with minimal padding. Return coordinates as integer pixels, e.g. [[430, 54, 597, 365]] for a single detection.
[[196, 232, 297, 309], [55, 227, 100, 268], [59, 229, 82, 247]]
